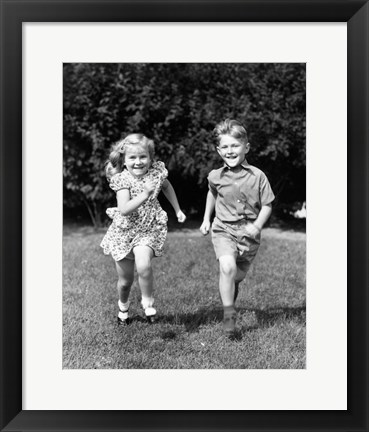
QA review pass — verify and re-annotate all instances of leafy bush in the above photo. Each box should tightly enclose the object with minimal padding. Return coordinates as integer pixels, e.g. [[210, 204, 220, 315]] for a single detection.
[[64, 63, 305, 226]]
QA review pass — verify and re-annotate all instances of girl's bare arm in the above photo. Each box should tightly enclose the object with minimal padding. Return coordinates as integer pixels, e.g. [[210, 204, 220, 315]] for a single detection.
[[199, 191, 216, 235], [161, 179, 186, 222], [117, 180, 155, 216]]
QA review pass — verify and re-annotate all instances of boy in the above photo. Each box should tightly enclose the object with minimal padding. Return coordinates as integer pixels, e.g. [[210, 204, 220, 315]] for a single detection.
[[200, 119, 275, 336]]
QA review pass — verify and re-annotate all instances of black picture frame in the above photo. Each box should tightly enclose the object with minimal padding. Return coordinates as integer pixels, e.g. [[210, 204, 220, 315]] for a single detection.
[[1, 1, 368, 431]]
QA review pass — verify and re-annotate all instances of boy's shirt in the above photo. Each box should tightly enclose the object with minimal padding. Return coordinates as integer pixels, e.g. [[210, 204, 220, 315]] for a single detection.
[[208, 160, 275, 222]]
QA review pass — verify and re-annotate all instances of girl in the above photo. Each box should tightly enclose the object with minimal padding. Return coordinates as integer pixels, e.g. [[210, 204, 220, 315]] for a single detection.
[[101, 133, 186, 324]]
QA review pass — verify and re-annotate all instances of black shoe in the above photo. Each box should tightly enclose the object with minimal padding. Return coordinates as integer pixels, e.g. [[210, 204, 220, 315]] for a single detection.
[[117, 310, 130, 325], [146, 315, 157, 324]]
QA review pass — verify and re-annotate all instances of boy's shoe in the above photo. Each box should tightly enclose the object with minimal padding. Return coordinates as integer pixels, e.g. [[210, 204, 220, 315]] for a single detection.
[[223, 307, 237, 336], [144, 306, 157, 324]]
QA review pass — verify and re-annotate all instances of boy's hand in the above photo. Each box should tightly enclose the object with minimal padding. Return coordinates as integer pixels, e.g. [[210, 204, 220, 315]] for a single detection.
[[143, 179, 156, 197], [244, 222, 261, 239], [200, 220, 211, 236], [177, 210, 186, 223]]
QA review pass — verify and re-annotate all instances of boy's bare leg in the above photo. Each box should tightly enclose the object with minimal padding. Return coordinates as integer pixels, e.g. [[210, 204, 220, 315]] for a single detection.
[[234, 261, 251, 302], [218, 255, 237, 306], [218, 255, 238, 335]]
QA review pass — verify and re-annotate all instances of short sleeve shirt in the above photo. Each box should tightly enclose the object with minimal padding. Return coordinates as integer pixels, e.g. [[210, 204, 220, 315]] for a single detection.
[[208, 160, 275, 222]]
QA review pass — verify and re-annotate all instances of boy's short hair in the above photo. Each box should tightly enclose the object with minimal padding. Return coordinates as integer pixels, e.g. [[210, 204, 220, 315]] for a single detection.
[[213, 118, 248, 145]]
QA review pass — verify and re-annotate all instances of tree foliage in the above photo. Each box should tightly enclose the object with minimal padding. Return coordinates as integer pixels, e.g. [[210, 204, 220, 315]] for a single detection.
[[63, 63, 305, 226]]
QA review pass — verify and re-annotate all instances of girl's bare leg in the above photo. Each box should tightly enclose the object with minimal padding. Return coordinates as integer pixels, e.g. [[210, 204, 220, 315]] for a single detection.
[[133, 245, 154, 298], [133, 246, 156, 320], [115, 258, 135, 303], [115, 258, 134, 323]]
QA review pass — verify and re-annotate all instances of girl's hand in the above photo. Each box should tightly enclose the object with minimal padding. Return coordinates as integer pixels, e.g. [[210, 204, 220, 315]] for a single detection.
[[200, 220, 211, 236], [143, 179, 156, 197], [244, 222, 261, 239], [177, 210, 186, 223]]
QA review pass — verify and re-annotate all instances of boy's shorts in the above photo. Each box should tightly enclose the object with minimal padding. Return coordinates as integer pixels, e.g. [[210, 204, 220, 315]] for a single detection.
[[211, 217, 260, 263]]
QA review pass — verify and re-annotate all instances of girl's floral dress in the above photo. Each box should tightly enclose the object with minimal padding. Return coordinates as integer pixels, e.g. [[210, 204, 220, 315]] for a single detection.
[[100, 161, 168, 261]]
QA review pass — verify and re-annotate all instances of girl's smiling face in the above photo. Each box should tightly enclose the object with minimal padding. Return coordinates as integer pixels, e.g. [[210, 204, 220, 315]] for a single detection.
[[124, 145, 151, 178], [217, 134, 250, 168]]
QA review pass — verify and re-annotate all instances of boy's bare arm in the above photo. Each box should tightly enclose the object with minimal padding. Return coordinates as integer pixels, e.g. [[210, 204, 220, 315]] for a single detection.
[[200, 191, 216, 235], [253, 204, 272, 231], [245, 204, 272, 238], [161, 179, 186, 222]]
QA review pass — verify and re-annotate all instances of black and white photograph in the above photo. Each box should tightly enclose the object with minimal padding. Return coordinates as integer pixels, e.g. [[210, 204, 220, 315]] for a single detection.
[[63, 63, 306, 369], [1, 1, 368, 429]]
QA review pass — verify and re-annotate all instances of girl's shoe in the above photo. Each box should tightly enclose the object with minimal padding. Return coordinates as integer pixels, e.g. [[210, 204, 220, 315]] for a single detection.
[[144, 306, 157, 324], [141, 297, 157, 323], [117, 300, 130, 325], [117, 310, 130, 325]]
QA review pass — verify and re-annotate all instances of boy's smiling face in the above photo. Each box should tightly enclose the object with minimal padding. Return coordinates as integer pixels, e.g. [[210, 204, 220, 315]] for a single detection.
[[217, 135, 250, 168]]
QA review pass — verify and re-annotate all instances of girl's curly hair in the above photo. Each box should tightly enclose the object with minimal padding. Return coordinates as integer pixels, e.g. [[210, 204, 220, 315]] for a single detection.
[[105, 133, 155, 181]]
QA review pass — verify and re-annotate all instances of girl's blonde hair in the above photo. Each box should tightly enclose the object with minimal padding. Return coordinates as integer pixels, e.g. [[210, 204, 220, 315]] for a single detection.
[[105, 133, 155, 180], [213, 118, 248, 145]]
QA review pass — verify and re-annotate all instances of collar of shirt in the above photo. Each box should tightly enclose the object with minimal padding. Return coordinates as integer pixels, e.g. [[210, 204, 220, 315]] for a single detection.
[[221, 159, 252, 173]]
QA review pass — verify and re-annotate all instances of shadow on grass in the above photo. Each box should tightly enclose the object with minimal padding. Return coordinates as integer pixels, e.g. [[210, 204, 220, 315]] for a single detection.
[[253, 306, 306, 327], [156, 305, 305, 339]]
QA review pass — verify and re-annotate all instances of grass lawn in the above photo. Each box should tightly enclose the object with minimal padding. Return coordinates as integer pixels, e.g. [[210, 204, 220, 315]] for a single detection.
[[63, 224, 306, 369]]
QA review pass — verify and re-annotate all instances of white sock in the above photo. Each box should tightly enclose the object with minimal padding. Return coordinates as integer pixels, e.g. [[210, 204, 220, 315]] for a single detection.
[[118, 310, 129, 321], [141, 297, 156, 316], [141, 297, 154, 309], [118, 299, 130, 312]]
